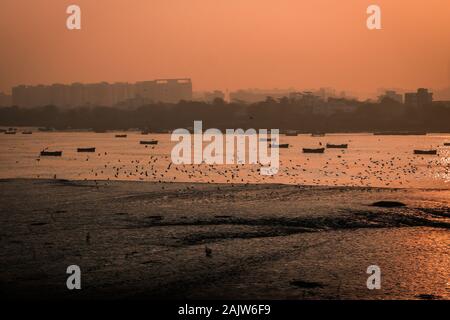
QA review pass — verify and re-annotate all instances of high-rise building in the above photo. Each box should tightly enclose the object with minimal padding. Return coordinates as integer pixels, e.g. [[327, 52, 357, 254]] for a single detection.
[[404, 88, 433, 106], [135, 79, 192, 103]]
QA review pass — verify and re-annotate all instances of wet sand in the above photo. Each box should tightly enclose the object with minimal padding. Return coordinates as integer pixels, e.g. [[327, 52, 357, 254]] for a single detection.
[[0, 179, 449, 300]]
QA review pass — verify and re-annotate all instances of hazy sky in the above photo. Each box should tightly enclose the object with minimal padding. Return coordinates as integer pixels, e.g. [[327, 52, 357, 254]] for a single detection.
[[1, 0, 449, 97]]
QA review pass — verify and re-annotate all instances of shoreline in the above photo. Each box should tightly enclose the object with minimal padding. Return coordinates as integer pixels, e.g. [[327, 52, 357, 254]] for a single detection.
[[1, 177, 450, 192], [2, 126, 450, 135]]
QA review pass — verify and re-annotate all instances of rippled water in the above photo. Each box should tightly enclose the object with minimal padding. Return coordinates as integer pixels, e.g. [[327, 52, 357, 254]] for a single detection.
[[1, 130, 449, 189]]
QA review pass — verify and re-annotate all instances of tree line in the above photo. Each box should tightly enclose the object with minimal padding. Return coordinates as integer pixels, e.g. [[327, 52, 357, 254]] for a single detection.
[[0, 97, 449, 133]]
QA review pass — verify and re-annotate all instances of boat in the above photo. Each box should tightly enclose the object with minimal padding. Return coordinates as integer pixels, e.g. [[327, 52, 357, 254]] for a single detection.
[[444, 143, 450, 146], [4, 131, 16, 135], [311, 133, 325, 137], [413, 149, 437, 155], [40, 150, 63, 157], [270, 143, 289, 148], [303, 148, 325, 154], [115, 134, 127, 138], [77, 147, 96, 153], [22, 131, 33, 135], [140, 140, 158, 145], [141, 130, 151, 135], [326, 143, 348, 149]]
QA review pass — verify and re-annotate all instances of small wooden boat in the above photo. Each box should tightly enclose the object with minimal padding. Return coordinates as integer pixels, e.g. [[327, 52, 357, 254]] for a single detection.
[[141, 130, 151, 135], [311, 133, 325, 137], [326, 143, 348, 149], [5, 131, 16, 135], [115, 134, 127, 138], [413, 149, 437, 155], [303, 148, 325, 154], [77, 147, 96, 153], [22, 131, 33, 135], [444, 143, 450, 146], [40, 150, 63, 157], [140, 140, 158, 145], [270, 143, 289, 148]]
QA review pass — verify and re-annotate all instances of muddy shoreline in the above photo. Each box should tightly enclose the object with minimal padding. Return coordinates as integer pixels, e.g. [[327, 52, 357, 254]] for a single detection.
[[0, 179, 449, 300]]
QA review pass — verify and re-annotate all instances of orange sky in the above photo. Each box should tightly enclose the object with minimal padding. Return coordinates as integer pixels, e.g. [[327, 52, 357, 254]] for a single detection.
[[1, 0, 449, 98]]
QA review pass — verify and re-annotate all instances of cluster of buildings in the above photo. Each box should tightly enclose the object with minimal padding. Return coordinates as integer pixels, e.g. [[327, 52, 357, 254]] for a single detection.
[[404, 88, 433, 107], [6, 79, 192, 108], [378, 88, 434, 106], [0, 80, 445, 112]]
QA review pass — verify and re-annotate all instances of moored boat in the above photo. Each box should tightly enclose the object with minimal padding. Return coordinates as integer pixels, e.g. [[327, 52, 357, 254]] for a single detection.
[[444, 142, 450, 146], [413, 149, 437, 155], [77, 147, 96, 153], [311, 133, 325, 137], [115, 134, 127, 138], [40, 150, 63, 157], [22, 131, 33, 134], [5, 131, 16, 135], [303, 147, 325, 154], [326, 143, 348, 149], [140, 140, 158, 145]]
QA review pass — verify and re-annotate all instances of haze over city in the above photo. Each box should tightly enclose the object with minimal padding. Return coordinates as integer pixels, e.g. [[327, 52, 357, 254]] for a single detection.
[[1, 0, 450, 99]]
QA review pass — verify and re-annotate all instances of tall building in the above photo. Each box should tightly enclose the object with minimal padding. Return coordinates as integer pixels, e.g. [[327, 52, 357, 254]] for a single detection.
[[135, 79, 192, 103], [416, 88, 433, 106], [405, 88, 433, 106], [404, 92, 417, 106], [11, 78, 193, 108]]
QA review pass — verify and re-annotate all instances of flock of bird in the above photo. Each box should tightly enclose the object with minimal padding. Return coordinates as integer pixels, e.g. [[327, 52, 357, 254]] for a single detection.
[[24, 134, 450, 189]]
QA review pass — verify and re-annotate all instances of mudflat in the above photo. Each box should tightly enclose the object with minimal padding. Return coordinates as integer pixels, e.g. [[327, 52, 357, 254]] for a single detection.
[[0, 179, 449, 300]]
